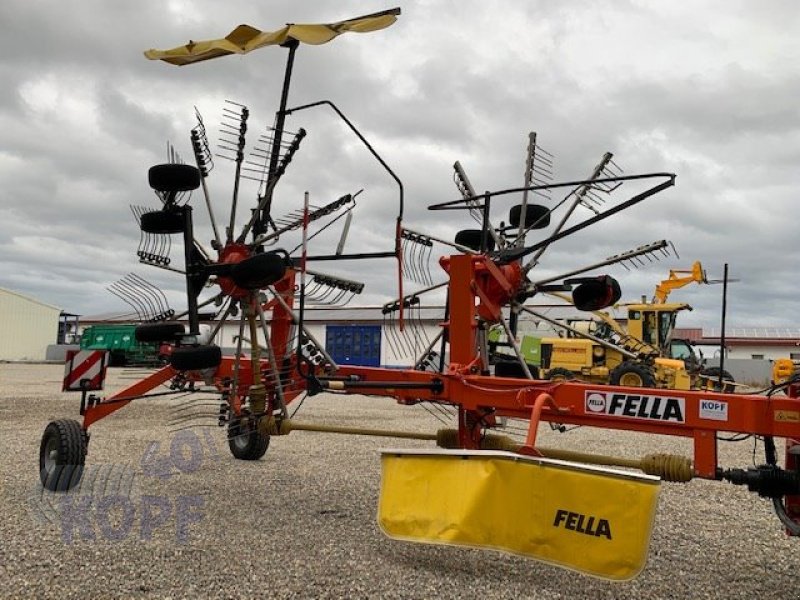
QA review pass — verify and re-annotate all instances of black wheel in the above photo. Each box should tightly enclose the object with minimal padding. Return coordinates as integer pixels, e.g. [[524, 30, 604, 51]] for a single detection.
[[140, 209, 185, 234], [39, 419, 87, 492], [700, 367, 735, 393], [228, 416, 270, 460], [454, 229, 495, 252], [169, 345, 222, 371], [609, 361, 656, 388], [230, 253, 287, 289], [135, 322, 185, 342], [494, 360, 538, 379], [108, 350, 127, 367], [148, 164, 200, 193], [548, 367, 578, 382], [572, 275, 622, 311], [509, 204, 551, 229]]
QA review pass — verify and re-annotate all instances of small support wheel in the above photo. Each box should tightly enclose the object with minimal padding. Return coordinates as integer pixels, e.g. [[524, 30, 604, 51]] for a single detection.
[[230, 252, 287, 289], [509, 204, 551, 229], [135, 322, 185, 342], [39, 419, 87, 492], [572, 275, 622, 311], [148, 164, 201, 193], [228, 416, 270, 460], [140, 209, 186, 234], [169, 345, 222, 371], [494, 360, 539, 379], [454, 229, 495, 252]]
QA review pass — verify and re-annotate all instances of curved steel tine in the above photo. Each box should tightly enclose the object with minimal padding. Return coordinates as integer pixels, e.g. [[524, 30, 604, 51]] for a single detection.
[[329, 288, 348, 306], [108, 280, 147, 321], [130, 273, 172, 319], [117, 276, 157, 321], [402, 237, 416, 283], [383, 312, 400, 359], [411, 239, 424, 284], [415, 302, 431, 347]]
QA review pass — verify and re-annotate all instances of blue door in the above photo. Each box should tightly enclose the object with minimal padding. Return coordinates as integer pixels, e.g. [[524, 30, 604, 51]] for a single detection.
[[326, 325, 381, 366]]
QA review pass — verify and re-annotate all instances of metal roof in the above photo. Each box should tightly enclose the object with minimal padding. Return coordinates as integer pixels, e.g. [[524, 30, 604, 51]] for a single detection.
[[0, 287, 61, 312]]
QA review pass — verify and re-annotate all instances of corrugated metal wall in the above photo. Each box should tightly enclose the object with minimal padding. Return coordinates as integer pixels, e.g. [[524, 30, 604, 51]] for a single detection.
[[0, 289, 61, 361]]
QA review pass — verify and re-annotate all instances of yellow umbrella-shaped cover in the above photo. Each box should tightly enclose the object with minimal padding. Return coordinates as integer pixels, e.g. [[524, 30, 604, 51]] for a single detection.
[[144, 7, 401, 66]]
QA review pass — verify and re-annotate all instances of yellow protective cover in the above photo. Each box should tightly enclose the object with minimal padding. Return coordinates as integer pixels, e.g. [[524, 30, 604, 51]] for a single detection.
[[378, 450, 660, 581], [145, 8, 400, 65]]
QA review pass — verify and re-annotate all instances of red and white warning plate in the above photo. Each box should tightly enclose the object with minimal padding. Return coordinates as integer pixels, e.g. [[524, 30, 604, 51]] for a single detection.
[[62, 350, 109, 392]]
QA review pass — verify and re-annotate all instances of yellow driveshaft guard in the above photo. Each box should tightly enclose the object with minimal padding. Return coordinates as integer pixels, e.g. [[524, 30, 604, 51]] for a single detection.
[[378, 450, 660, 581]]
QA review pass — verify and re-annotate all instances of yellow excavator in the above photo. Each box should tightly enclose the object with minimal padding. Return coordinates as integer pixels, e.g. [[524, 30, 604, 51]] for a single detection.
[[533, 261, 734, 391]]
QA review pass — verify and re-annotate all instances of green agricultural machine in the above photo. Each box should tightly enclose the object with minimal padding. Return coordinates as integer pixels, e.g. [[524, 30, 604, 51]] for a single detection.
[[80, 324, 164, 366]]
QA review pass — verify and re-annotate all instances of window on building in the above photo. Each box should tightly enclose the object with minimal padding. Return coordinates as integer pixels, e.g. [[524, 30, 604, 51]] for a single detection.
[[790, 352, 800, 360], [751, 354, 764, 360]]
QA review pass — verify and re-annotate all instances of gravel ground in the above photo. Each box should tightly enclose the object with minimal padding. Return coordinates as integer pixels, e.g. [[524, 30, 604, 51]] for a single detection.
[[1, 363, 798, 599]]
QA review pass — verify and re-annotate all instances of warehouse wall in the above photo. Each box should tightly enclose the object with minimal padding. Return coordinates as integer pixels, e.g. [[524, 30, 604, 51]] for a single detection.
[[0, 289, 61, 361], [704, 357, 773, 387]]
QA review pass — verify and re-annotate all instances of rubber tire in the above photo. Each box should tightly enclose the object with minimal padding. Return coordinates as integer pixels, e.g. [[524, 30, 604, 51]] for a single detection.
[[39, 419, 87, 492], [135, 322, 185, 342], [701, 367, 735, 393], [169, 345, 222, 371], [573, 275, 622, 311], [148, 164, 200, 193], [494, 360, 539, 379], [230, 253, 287, 290], [609, 361, 656, 388], [228, 417, 270, 460], [454, 229, 495, 253], [509, 204, 551, 229], [140, 209, 185, 234], [548, 367, 578, 382], [108, 350, 127, 367]]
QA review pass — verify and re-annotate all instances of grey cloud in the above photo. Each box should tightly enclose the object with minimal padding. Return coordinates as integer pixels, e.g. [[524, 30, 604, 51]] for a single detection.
[[0, 1, 797, 330]]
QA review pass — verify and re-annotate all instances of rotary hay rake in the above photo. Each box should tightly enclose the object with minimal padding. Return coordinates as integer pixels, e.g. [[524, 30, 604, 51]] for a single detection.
[[40, 8, 800, 581]]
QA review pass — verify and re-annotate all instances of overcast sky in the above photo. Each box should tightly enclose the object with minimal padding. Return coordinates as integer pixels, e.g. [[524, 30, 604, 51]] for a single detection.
[[1, 1, 798, 330]]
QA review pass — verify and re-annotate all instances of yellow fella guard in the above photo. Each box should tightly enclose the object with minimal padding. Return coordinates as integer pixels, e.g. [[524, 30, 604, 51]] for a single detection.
[[378, 450, 661, 581]]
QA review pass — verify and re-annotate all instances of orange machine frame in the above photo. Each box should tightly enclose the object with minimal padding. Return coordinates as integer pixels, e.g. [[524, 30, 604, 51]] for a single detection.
[[82, 253, 800, 488]]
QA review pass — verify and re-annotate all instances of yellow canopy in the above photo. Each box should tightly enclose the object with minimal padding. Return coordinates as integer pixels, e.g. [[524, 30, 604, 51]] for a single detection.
[[144, 7, 401, 66]]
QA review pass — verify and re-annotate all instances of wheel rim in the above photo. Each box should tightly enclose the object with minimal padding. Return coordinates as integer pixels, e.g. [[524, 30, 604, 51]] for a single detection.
[[619, 372, 643, 387], [232, 422, 251, 450], [43, 436, 59, 476]]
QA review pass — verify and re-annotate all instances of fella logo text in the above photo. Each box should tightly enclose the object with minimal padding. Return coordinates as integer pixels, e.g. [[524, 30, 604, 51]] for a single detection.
[[585, 391, 685, 422], [553, 509, 612, 539]]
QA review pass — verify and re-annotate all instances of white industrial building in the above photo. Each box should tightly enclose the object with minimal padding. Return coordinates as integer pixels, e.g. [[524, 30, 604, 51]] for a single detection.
[[0, 287, 61, 361]]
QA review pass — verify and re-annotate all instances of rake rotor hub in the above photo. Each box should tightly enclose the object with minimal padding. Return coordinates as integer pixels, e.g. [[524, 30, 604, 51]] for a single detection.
[[215, 243, 253, 299]]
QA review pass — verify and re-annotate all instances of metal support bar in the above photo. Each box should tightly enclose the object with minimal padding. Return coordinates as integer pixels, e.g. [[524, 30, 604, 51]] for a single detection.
[[182, 206, 199, 334], [496, 312, 535, 379], [267, 286, 339, 370], [254, 299, 287, 418], [255, 40, 299, 239]]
